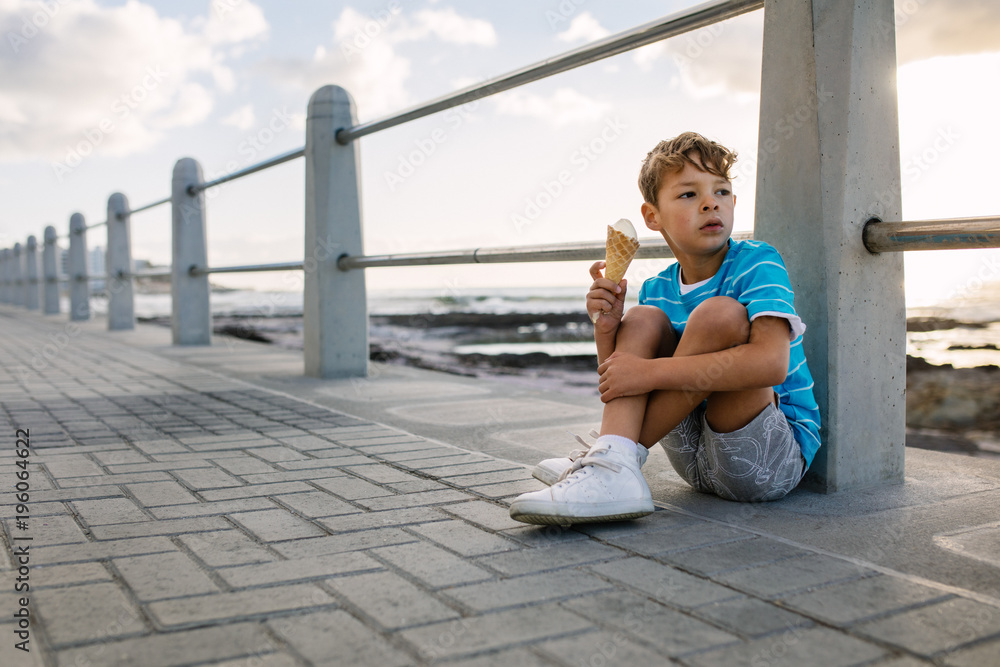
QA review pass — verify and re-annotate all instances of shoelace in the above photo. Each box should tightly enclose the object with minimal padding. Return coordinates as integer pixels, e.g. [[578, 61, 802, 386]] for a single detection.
[[568, 429, 601, 453], [555, 430, 621, 484], [554, 454, 622, 484], [562, 430, 599, 463]]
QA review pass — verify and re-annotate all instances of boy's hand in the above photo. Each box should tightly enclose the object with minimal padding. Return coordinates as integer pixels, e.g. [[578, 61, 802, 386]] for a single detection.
[[597, 351, 650, 402], [587, 261, 626, 336]]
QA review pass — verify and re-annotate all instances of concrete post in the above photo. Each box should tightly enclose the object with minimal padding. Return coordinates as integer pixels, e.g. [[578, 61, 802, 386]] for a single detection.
[[11, 243, 24, 307], [6, 248, 13, 305], [0, 249, 8, 304], [3, 249, 10, 303], [42, 226, 60, 315], [3, 248, 11, 304], [171, 158, 211, 345], [754, 0, 905, 492], [24, 236, 39, 311], [68, 213, 90, 321], [106, 193, 135, 330], [304, 85, 368, 378]]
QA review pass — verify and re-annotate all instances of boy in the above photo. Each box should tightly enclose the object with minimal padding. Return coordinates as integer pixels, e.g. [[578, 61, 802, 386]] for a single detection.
[[509, 132, 821, 525]]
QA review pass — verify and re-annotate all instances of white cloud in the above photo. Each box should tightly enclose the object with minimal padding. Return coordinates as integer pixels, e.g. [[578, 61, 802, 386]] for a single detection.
[[258, 8, 411, 119], [150, 82, 215, 129], [632, 11, 762, 97], [259, 6, 496, 120], [406, 8, 497, 46], [0, 0, 269, 163], [493, 88, 611, 127], [626, 1, 1000, 99], [556, 12, 610, 44], [203, 0, 269, 45], [896, 0, 1000, 64], [221, 103, 256, 130]]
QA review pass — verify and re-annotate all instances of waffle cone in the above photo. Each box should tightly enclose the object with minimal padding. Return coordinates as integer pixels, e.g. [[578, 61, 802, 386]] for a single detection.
[[604, 225, 640, 284]]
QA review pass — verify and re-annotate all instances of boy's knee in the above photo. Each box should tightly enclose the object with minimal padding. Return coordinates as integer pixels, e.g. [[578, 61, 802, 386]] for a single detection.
[[619, 305, 675, 353], [687, 297, 750, 346], [622, 305, 672, 335]]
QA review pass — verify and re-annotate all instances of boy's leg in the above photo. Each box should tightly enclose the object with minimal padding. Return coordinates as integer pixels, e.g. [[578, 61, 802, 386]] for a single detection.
[[694, 403, 806, 501], [632, 296, 776, 447], [531, 297, 773, 485], [510, 298, 780, 523], [509, 307, 671, 523], [598, 305, 678, 442], [636, 297, 802, 501]]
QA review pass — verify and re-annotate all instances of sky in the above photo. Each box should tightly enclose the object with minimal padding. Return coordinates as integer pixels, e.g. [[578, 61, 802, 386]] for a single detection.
[[1, 0, 999, 306]]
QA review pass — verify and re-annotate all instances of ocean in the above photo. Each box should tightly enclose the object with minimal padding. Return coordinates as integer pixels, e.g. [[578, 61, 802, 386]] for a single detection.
[[83, 283, 1000, 370]]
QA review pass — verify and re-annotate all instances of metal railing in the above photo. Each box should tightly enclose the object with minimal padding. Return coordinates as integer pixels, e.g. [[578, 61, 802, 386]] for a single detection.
[[153, 0, 767, 276], [336, 232, 757, 271], [335, 0, 764, 143], [125, 196, 170, 217], [152, 211, 1000, 278], [192, 261, 304, 276], [189, 147, 306, 195], [864, 216, 1000, 253]]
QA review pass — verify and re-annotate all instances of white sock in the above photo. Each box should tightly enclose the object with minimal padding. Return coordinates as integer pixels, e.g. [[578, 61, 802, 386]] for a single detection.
[[596, 434, 646, 466]]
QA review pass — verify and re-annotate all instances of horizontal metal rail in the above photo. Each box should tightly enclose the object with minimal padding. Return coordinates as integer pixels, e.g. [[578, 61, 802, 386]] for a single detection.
[[127, 196, 171, 216], [192, 261, 304, 275], [131, 270, 172, 279], [189, 147, 307, 194], [337, 0, 763, 144], [864, 216, 1000, 253], [338, 232, 755, 270]]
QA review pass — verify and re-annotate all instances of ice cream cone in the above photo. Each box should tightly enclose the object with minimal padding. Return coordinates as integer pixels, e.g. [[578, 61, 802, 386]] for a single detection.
[[604, 218, 640, 284], [590, 219, 640, 323]]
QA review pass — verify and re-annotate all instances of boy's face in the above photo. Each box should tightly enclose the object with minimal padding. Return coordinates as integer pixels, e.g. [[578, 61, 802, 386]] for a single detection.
[[641, 158, 735, 265]]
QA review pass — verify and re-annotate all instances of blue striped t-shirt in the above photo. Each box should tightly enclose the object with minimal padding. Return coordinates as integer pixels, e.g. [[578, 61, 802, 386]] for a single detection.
[[638, 239, 822, 466]]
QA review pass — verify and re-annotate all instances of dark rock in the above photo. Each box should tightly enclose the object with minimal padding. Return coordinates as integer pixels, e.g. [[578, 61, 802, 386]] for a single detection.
[[906, 317, 987, 332], [214, 323, 271, 343]]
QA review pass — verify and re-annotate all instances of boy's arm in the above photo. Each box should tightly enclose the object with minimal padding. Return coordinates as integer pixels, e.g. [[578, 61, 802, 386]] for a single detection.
[[595, 330, 617, 366], [598, 316, 790, 401], [587, 261, 627, 365]]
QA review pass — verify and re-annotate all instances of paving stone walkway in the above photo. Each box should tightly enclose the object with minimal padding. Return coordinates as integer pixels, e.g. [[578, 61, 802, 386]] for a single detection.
[[1, 309, 999, 666]]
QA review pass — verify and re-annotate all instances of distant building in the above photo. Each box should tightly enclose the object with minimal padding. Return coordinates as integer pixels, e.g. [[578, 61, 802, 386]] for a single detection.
[[89, 246, 106, 291], [58, 246, 108, 292]]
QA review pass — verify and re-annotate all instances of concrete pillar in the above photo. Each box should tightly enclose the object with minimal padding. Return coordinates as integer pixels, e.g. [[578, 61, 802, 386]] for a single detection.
[[68, 213, 90, 321], [11, 243, 24, 307], [0, 249, 8, 304], [171, 158, 211, 345], [754, 0, 905, 492], [42, 226, 60, 315], [304, 85, 368, 378], [106, 193, 135, 330], [24, 236, 39, 310], [3, 248, 10, 304]]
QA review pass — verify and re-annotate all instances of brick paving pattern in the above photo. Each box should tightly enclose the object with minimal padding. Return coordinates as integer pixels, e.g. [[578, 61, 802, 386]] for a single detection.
[[1, 312, 999, 666]]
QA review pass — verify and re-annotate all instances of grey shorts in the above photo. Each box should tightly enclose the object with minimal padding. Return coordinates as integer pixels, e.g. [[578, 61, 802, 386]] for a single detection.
[[659, 402, 807, 502]]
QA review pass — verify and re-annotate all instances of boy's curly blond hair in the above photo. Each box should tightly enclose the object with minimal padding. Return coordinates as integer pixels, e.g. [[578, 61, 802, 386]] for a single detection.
[[638, 132, 737, 205]]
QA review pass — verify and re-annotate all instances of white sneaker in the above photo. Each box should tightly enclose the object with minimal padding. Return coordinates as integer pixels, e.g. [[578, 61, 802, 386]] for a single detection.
[[510, 437, 653, 525], [531, 431, 597, 485], [532, 431, 647, 486]]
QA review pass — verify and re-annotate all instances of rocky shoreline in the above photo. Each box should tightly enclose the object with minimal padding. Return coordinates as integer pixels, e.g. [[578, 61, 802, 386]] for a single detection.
[[141, 311, 1000, 459]]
